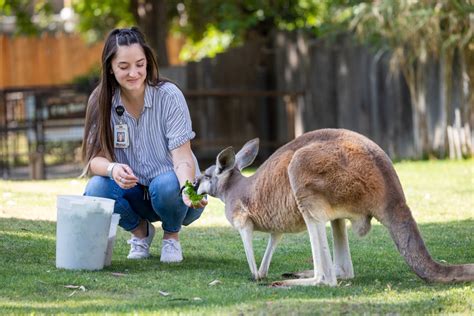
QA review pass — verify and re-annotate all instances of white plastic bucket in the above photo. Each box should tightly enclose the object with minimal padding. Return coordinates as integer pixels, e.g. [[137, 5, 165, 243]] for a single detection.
[[56, 195, 115, 270], [104, 213, 121, 267]]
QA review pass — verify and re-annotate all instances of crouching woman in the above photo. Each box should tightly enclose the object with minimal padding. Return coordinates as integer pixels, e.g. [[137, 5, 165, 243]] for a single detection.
[[81, 27, 207, 263]]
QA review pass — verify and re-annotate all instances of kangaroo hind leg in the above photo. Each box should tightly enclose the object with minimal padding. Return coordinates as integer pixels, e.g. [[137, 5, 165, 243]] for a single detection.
[[281, 218, 355, 280], [272, 193, 336, 287], [331, 218, 354, 279]]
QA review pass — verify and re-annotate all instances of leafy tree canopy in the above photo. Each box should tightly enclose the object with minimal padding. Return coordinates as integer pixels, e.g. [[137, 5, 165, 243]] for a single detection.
[[173, 0, 353, 59], [1, 0, 359, 61], [1, 0, 472, 63], [350, 0, 473, 62], [0, 0, 54, 35], [72, 0, 135, 43]]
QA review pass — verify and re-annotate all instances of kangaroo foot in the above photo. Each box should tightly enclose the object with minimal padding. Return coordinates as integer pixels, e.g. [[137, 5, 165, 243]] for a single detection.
[[335, 265, 354, 280], [282, 269, 314, 279], [271, 276, 336, 287]]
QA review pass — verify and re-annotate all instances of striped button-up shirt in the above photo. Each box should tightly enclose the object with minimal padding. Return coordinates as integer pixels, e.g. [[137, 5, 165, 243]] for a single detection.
[[111, 82, 196, 186]]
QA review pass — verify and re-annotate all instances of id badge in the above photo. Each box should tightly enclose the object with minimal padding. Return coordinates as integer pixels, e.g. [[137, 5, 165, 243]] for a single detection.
[[114, 124, 129, 148]]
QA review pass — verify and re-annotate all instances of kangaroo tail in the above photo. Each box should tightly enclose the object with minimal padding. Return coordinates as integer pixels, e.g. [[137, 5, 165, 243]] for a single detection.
[[384, 203, 474, 283]]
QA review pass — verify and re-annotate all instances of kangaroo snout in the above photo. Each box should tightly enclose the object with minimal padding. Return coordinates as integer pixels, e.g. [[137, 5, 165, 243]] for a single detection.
[[194, 175, 205, 194]]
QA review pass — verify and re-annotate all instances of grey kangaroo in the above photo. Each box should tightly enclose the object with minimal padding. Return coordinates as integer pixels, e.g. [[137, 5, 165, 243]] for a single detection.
[[196, 128, 474, 287]]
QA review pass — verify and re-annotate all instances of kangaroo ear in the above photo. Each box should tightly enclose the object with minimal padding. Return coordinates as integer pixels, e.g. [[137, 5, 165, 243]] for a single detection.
[[235, 138, 259, 171], [216, 146, 236, 175]]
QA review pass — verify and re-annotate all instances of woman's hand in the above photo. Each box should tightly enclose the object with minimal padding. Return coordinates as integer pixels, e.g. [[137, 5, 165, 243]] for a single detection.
[[182, 191, 208, 209], [112, 163, 138, 189]]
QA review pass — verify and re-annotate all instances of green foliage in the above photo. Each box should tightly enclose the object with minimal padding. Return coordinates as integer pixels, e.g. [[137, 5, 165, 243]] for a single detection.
[[349, 0, 473, 61], [178, 25, 234, 61], [0, 0, 54, 35], [183, 180, 204, 207], [170, 0, 382, 60], [2, 0, 472, 63], [178, 0, 333, 39], [170, 0, 358, 60], [71, 0, 135, 43]]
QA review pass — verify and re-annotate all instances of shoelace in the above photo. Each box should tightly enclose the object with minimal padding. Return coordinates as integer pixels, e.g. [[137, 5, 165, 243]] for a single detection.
[[162, 240, 179, 253], [128, 238, 149, 251]]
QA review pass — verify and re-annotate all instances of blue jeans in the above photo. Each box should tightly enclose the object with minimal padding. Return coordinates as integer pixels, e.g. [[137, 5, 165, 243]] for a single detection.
[[84, 171, 204, 233]]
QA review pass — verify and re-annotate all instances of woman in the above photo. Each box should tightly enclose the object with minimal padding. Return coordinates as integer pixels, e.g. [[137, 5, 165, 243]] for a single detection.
[[81, 27, 207, 263]]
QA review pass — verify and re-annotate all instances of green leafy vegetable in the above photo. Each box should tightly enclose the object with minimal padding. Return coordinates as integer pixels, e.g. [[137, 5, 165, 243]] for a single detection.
[[183, 180, 204, 207]]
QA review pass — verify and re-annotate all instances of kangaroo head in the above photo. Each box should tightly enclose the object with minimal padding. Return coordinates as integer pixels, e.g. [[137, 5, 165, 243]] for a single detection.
[[196, 138, 259, 199]]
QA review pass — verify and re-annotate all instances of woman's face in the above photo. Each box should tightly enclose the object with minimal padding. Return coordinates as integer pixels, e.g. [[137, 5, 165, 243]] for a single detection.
[[111, 43, 147, 92]]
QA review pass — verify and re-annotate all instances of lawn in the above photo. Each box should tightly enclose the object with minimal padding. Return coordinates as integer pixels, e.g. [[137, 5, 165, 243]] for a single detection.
[[0, 159, 473, 314]]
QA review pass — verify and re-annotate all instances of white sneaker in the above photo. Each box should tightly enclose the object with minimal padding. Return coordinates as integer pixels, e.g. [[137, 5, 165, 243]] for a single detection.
[[160, 239, 183, 263], [127, 222, 155, 259]]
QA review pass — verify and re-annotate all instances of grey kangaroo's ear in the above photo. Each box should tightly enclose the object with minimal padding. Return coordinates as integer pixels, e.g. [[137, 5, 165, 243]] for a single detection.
[[216, 146, 236, 175], [235, 138, 259, 171]]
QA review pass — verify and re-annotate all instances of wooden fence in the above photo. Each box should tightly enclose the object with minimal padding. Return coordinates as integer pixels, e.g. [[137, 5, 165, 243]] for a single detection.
[[0, 33, 102, 89], [0, 32, 185, 89], [161, 32, 473, 161], [2, 30, 472, 179], [162, 38, 297, 161], [274, 32, 473, 159]]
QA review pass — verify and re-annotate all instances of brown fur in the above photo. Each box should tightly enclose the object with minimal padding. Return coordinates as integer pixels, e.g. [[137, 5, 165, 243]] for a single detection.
[[197, 128, 474, 284]]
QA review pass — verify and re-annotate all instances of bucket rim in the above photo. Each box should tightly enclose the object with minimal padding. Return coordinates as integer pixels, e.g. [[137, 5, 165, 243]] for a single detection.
[[57, 195, 116, 205]]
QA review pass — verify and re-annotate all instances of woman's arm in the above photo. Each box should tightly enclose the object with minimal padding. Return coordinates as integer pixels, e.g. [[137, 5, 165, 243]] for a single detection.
[[171, 141, 207, 208], [89, 155, 138, 189]]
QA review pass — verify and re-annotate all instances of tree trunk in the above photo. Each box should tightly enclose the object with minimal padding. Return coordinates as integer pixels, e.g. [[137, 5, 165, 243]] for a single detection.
[[435, 50, 452, 158], [462, 46, 474, 143], [400, 51, 430, 159], [130, 0, 170, 67], [460, 46, 474, 156], [415, 60, 431, 158]]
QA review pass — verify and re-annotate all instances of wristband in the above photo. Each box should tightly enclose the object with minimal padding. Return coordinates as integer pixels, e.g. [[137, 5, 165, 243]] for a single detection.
[[106, 163, 117, 179]]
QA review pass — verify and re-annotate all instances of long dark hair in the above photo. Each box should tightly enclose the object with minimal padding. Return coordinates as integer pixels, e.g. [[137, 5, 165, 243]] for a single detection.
[[81, 27, 163, 175]]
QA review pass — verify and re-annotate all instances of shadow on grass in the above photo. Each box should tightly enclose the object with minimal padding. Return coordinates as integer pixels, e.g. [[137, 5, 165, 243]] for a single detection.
[[0, 218, 472, 314]]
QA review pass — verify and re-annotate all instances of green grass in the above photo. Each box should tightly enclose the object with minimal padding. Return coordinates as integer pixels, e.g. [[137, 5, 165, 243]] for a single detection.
[[0, 159, 473, 314]]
